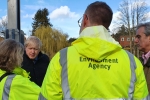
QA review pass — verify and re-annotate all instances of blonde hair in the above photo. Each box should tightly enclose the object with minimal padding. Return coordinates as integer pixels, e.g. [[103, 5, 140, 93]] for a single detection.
[[0, 39, 24, 72], [24, 36, 42, 49]]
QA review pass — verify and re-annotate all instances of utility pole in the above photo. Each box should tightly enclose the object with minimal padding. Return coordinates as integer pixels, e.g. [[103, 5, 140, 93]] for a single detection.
[[5, 0, 24, 44]]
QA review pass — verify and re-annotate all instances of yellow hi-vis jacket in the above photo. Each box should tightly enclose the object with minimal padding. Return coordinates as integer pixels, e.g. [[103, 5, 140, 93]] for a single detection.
[[0, 67, 40, 100], [39, 26, 148, 100]]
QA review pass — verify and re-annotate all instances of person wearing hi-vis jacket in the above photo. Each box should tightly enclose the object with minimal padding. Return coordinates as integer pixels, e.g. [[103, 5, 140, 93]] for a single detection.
[[0, 39, 40, 100], [39, 1, 148, 100]]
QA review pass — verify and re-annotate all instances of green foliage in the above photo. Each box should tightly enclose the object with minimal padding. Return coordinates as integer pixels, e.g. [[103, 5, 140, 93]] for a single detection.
[[68, 38, 77, 43], [34, 26, 69, 59], [112, 25, 128, 41], [68, 37, 77, 46], [117, 25, 127, 34], [32, 8, 52, 35]]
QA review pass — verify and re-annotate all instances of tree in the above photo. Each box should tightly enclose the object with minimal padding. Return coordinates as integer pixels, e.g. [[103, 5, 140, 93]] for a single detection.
[[112, 25, 128, 42], [117, 25, 128, 35], [68, 37, 77, 45], [0, 16, 7, 32], [32, 8, 52, 35], [116, 0, 148, 56], [34, 26, 69, 59], [115, 25, 126, 37]]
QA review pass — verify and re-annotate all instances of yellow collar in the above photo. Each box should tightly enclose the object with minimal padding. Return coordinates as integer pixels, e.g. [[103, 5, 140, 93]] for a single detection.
[[13, 67, 30, 78]]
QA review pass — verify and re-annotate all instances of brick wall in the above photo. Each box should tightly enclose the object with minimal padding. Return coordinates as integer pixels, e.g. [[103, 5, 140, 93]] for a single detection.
[[119, 36, 135, 48]]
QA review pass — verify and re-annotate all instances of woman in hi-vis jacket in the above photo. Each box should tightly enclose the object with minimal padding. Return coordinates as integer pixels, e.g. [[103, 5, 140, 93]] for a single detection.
[[0, 39, 40, 100]]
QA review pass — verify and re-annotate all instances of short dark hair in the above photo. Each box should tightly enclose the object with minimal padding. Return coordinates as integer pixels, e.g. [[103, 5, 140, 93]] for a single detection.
[[85, 1, 113, 29], [136, 22, 150, 36]]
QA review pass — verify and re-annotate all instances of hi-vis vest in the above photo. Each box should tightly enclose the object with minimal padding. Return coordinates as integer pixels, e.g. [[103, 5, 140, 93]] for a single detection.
[[0, 71, 40, 100], [0, 73, 15, 100], [38, 48, 148, 100]]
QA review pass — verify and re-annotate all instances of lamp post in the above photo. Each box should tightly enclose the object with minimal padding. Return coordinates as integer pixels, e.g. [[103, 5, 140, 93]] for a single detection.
[[5, 0, 24, 44]]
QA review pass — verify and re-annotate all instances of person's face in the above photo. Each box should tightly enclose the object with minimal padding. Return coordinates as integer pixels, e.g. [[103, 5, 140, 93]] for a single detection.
[[25, 43, 40, 59], [134, 27, 150, 53]]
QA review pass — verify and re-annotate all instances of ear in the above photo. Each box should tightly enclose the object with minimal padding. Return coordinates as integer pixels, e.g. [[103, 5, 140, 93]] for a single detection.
[[83, 14, 89, 27]]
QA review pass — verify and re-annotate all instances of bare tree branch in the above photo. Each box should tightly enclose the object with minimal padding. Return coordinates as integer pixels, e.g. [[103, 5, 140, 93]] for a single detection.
[[114, 0, 149, 55], [0, 16, 8, 32]]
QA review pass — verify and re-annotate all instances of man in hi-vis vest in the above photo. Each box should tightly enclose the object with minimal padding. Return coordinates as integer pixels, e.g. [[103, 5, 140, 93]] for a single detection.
[[39, 1, 148, 100]]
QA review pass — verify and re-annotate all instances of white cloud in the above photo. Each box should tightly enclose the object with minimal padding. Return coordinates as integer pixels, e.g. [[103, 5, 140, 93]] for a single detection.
[[147, 12, 150, 18], [109, 11, 121, 34], [1, 15, 7, 21], [145, 11, 150, 22], [21, 10, 24, 13], [23, 14, 34, 18], [112, 11, 121, 21], [0, 15, 7, 24], [22, 27, 32, 37], [49, 6, 79, 19]]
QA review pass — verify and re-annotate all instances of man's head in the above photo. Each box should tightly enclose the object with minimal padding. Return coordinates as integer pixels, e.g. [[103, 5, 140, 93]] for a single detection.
[[24, 36, 42, 59], [134, 22, 150, 53], [79, 1, 113, 33]]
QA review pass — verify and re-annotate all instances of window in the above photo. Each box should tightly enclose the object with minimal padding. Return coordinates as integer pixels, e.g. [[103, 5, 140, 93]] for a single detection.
[[121, 37, 124, 41], [127, 38, 130, 41]]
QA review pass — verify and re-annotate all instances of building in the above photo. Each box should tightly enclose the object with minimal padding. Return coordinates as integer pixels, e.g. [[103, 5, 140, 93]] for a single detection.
[[119, 35, 135, 48], [0, 32, 4, 42], [111, 34, 135, 50]]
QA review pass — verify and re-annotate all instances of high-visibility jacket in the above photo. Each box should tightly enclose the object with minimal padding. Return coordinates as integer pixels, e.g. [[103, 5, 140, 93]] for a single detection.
[[39, 26, 148, 100], [0, 67, 40, 100]]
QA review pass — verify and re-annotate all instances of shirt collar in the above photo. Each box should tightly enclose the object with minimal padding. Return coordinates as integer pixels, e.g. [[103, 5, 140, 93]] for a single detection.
[[142, 51, 150, 64]]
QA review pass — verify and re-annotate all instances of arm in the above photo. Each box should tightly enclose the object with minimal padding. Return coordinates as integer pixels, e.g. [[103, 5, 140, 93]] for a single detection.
[[40, 52, 63, 100]]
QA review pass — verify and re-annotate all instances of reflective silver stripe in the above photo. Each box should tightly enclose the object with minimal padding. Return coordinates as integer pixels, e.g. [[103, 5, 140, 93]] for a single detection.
[[2, 74, 16, 100], [38, 93, 47, 100], [59, 49, 138, 99], [125, 50, 136, 99], [60, 48, 73, 99]]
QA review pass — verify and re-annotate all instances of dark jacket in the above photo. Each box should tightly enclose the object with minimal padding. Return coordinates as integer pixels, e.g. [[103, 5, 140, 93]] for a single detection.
[[22, 51, 50, 87], [140, 57, 150, 93]]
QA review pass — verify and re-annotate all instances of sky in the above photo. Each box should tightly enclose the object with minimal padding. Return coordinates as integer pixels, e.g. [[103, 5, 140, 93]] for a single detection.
[[0, 0, 150, 38]]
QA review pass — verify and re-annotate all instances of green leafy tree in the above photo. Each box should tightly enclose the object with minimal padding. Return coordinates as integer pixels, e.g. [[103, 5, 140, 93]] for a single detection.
[[32, 8, 52, 35], [68, 37, 77, 46], [34, 26, 69, 59]]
